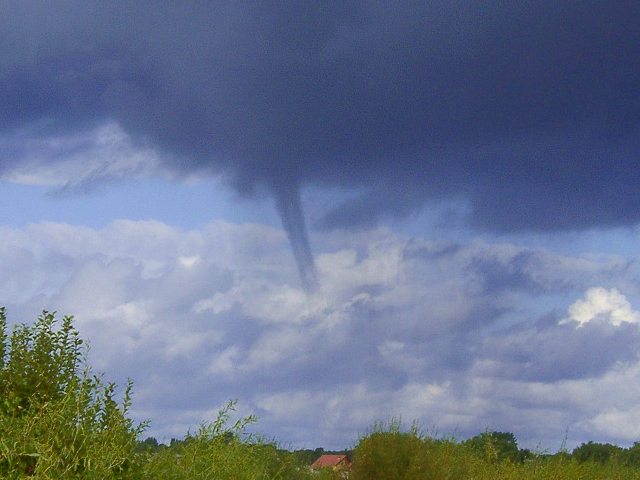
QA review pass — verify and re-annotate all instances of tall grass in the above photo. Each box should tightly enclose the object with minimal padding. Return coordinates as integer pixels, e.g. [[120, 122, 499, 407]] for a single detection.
[[142, 400, 307, 480]]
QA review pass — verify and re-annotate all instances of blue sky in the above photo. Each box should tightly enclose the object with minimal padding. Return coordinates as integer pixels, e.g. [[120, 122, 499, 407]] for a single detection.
[[2, 1, 640, 451], [0, 178, 280, 228]]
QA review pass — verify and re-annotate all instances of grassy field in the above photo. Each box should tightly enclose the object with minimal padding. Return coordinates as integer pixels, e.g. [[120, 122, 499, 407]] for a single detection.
[[2, 308, 640, 479]]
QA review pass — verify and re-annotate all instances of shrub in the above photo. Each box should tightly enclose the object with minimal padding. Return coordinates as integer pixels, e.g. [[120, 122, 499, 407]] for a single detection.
[[351, 421, 486, 480], [572, 441, 624, 464], [463, 431, 521, 464], [350, 419, 427, 480], [143, 399, 308, 480], [0, 308, 145, 479]]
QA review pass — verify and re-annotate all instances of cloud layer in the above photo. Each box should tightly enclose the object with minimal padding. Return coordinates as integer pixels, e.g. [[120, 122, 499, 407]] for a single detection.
[[2, 220, 640, 448], [1, 2, 640, 232]]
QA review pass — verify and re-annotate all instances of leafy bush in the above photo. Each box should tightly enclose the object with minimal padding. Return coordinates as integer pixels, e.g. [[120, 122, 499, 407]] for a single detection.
[[0, 308, 145, 479], [351, 420, 483, 480], [350, 419, 424, 480], [463, 431, 521, 463], [572, 441, 624, 464], [143, 400, 307, 480]]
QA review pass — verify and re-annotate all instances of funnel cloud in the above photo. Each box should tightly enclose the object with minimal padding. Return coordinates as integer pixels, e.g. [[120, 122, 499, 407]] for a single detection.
[[272, 183, 317, 291]]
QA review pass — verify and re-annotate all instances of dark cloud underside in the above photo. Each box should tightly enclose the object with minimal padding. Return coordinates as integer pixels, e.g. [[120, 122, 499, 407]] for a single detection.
[[1, 1, 639, 232]]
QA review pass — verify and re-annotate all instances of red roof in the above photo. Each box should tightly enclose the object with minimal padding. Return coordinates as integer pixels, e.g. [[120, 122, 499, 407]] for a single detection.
[[310, 454, 351, 470]]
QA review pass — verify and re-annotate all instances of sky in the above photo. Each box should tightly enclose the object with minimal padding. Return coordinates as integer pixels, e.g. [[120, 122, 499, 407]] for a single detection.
[[1, 1, 640, 450]]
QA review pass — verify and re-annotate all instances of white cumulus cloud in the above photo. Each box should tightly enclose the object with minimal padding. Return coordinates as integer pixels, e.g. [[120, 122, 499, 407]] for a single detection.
[[561, 287, 640, 327]]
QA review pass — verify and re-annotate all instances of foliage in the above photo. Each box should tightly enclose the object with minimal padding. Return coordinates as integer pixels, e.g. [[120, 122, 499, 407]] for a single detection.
[[136, 437, 165, 455], [626, 442, 640, 466], [0, 308, 145, 479], [350, 419, 424, 480], [0, 307, 314, 479], [463, 431, 521, 463], [142, 399, 308, 480], [349, 420, 640, 480], [572, 441, 624, 464]]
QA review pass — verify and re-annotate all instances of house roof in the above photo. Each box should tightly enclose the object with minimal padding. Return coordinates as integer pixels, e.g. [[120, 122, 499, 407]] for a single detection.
[[310, 454, 350, 470]]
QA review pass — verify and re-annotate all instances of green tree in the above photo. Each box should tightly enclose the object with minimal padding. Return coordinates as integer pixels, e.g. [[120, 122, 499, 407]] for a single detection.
[[625, 442, 640, 466], [572, 441, 623, 464], [463, 431, 521, 463]]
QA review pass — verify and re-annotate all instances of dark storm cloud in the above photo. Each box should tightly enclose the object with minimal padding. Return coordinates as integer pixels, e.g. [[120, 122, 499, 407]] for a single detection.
[[2, 1, 640, 233]]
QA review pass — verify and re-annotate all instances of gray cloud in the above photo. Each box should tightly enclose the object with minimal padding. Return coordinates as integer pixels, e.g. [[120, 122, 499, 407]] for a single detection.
[[479, 319, 640, 382], [2, 3, 640, 235]]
